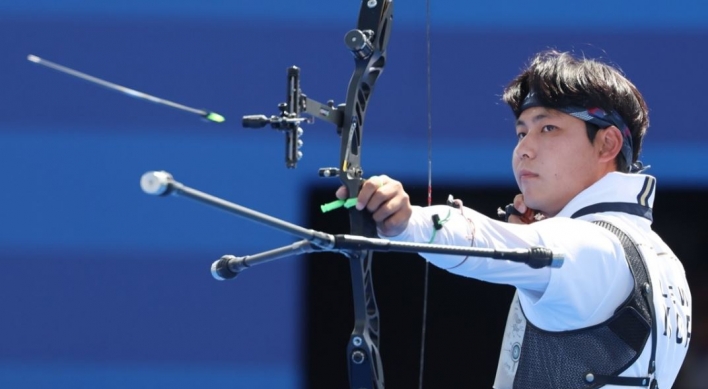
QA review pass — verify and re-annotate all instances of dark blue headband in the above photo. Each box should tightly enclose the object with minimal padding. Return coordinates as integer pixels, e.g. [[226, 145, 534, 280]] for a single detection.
[[520, 92, 645, 173]]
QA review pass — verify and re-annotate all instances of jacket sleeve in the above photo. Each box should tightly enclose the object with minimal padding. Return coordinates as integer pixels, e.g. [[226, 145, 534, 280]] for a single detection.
[[385, 205, 552, 293], [384, 205, 633, 330]]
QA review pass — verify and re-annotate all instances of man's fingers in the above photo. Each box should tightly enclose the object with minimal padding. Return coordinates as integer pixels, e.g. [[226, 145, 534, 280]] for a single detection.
[[354, 175, 411, 237], [371, 190, 408, 223], [513, 194, 527, 213], [507, 214, 525, 225], [505, 194, 539, 224], [356, 175, 391, 211], [376, 198, 412, 237], [335, 186, 348, 200], [335, 175, 391, 208], [379, 211, 411, 237], [509, 209, 537, 224]]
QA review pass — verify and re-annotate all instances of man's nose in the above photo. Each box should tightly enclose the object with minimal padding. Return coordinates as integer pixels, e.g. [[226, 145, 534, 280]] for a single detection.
[[515, 133, 537, 160]]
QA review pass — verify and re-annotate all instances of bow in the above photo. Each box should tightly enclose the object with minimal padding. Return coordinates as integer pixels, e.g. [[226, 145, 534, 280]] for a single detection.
[[145, 2, 393, 386], [324, 3, 393, 388], [244, 2, 394, 387], [327, 3, 393, 388], [139, 1, 563, 387]]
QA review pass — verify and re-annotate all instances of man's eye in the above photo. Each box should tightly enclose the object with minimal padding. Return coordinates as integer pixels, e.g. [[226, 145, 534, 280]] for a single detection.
[[516, 132, 526, 140], [542, 125, 557, 132]]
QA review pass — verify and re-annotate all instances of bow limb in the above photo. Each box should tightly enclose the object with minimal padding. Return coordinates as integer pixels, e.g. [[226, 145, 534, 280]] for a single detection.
[[338, 1, 393, 389]]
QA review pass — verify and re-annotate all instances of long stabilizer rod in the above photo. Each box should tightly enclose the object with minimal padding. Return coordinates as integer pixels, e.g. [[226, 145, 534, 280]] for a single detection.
[[140, 170, 565, 278]]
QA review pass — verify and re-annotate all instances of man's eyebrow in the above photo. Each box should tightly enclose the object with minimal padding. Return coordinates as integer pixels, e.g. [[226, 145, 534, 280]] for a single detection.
[[516, 113, 551, 127]]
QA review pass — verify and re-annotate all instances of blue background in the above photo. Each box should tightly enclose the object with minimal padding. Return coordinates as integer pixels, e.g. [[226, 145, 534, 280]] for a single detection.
[[1, 1, 706, 387]]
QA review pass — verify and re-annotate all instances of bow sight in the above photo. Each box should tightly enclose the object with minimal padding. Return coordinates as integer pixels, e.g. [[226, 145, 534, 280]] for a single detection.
[[241, 26, 379, 170], [242, 66, 343, 169]]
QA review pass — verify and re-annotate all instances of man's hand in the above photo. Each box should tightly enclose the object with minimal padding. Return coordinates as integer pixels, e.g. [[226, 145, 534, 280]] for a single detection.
[[507, 194, 541, 224], [336, 175, 412, 237]]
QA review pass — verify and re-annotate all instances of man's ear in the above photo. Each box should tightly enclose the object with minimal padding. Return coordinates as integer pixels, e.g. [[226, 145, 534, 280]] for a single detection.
[[596, 126, 623, 163]]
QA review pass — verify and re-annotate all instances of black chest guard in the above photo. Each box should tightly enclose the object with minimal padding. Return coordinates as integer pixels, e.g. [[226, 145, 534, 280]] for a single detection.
[[497, 221, 659, 389]]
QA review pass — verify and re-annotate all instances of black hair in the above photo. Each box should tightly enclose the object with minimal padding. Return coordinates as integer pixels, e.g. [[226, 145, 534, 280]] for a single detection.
[[504, 50, 649, 169]]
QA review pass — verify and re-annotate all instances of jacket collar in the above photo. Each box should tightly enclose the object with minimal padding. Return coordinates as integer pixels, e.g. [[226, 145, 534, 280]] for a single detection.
[[555, 172, 656, 222]]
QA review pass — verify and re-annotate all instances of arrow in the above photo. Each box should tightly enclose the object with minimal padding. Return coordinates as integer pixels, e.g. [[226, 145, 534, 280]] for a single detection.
[[27, 54, 225, 123]]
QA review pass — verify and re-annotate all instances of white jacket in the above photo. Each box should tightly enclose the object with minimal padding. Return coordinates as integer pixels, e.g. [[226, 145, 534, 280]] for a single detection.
[[388, 172, 691, 388]]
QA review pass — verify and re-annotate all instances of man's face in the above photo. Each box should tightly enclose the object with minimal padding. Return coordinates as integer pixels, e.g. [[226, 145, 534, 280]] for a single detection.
[[512, 107, 605, 216]]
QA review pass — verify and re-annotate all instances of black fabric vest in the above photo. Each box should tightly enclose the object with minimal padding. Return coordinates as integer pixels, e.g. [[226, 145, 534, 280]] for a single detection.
[[495, 221, 658, 389]]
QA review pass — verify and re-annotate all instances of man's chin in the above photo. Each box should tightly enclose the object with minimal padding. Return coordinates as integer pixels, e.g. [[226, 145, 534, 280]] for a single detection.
[[521, 196, 544, 214]]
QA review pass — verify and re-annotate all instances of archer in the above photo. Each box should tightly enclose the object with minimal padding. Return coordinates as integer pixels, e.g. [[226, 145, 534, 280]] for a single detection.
[[340, 50, 692, 388]]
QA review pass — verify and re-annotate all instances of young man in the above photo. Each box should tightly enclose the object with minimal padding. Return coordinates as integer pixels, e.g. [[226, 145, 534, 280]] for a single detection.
[[337, 51, 692, 388]]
